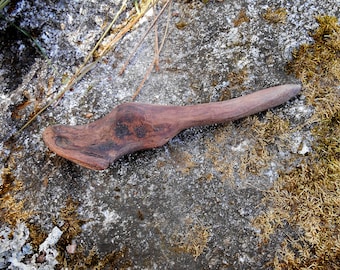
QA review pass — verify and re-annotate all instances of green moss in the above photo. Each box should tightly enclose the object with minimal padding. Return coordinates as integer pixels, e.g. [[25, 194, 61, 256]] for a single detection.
[[254, 15, 340, 269]]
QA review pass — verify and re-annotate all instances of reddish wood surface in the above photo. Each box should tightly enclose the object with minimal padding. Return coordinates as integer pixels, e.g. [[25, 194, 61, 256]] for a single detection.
[[43, 84, 301, 170]]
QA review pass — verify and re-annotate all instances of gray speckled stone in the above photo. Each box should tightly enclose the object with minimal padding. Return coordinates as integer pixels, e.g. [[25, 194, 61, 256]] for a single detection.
[[0, 0, 338, 268]]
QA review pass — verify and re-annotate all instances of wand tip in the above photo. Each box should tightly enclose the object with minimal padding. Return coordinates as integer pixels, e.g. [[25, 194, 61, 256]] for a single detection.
[[283, 84, 302, 97]]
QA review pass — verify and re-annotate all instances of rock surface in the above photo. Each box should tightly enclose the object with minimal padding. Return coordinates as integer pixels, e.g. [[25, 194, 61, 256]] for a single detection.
[[0, 0, 338, 269]]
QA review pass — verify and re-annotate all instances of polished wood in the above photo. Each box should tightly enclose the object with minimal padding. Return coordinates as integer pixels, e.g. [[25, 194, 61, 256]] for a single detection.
[[43, 84, 301, 170]]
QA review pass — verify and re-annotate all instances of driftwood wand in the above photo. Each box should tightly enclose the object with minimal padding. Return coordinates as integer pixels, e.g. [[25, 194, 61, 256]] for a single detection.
[[43, 84, 301, 170]]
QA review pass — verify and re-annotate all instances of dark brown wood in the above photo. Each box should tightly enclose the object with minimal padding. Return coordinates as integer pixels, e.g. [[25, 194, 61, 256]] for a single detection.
[[43, 84, 301, 170]]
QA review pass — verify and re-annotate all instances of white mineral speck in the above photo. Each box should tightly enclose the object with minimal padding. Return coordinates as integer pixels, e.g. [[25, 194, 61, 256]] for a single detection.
[[39, 226, 63, 252], [298, 141, 310, 155], [231, 140, 249, 152]]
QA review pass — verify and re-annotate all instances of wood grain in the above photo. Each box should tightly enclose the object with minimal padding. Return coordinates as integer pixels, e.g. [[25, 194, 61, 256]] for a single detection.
[[43, 84, 301, 170]]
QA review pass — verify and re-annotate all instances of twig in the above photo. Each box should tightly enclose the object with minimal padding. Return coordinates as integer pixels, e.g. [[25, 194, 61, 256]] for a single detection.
[[131, 0, 172, 100], [131, 58, 157, 101], [154, 12, 160, 72], [16, 0, 129, 135], [118, 0, 171, 75]]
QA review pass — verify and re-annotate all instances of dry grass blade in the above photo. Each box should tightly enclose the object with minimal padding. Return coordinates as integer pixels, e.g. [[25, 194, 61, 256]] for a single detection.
[[119, 0, 171, 75], [16, 0, 159, 135], [131, 0, 172, 100], [96, 1, 159, 60], [16, 1, 127, 135], [0, 0, 10, 11]]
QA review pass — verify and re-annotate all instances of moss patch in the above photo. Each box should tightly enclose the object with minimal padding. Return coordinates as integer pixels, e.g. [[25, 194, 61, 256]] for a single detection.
[[0, 168, 32, 226], [233, 8, 250, 27], [55, 198, 132, 269], [171, 224, 210, 260], [263, 8, 287, 24], [254, 15, 340, 269]]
